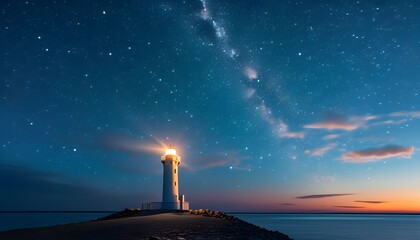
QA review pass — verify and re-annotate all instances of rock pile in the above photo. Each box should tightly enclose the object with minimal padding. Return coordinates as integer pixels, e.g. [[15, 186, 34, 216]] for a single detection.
[[189, 209, 292, 240], [96, 208, 292, 239], [97, 208, 141, 221]]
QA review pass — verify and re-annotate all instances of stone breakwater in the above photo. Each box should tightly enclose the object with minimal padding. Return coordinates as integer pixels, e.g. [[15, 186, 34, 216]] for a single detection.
[[0, 209, 293, 240], [98, 208, 292, 239], [188, 209, 292, 240]]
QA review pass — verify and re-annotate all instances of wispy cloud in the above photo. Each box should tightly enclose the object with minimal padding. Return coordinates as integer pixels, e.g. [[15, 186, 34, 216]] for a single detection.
[[390, 111, 420, 118], [305, 143, 336, 156], [304, 115, 377, 131], [296, 193, 354, 199], [354, 200, 387, 204], [323, 134, 341, 140], [334, 205, 365, 209], [280, 203, 296, 206], [370, 119, 407, 126], [341, 145, 414, 163]]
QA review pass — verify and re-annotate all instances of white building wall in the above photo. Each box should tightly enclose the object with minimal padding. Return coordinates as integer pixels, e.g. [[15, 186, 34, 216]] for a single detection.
[[161, 154, 180, 208]]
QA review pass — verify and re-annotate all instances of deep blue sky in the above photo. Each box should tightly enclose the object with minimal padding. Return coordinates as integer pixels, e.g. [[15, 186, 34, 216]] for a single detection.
[[1, 0, 419, 212]]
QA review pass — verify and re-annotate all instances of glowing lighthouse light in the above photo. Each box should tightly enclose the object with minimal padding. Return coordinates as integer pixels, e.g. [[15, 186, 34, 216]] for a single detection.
[[165, 147, 177, 156]]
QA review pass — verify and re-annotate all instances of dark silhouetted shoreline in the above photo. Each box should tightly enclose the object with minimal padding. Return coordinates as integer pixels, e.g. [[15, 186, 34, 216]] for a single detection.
[[0, 209, 292, 240]]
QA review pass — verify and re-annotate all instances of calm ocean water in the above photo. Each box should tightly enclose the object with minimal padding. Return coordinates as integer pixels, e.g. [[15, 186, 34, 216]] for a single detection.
[[0, 212, 110, 231], [233, 214, 420, 240]]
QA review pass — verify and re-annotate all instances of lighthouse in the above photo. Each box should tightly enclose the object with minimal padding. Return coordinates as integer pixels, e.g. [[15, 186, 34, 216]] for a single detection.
[[143, 145, 189, 211], [161, 146, 180, 209], [159, 146, 189, 210]]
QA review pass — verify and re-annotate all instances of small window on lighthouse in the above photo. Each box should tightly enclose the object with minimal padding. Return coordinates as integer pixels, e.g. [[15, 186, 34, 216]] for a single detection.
[[174, 169, 176, 174], [175, 182, 176, 186]]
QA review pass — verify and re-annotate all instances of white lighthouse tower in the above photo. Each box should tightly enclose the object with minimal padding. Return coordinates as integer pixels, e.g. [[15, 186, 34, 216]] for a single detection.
[[160, 146, 188, 210], [161, 146, 180, 209], [143, 145, 189, 211]]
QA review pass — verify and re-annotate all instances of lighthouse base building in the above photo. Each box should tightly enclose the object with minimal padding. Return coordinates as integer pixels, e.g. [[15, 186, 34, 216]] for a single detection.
[[143, 146, 189, 211], [147, 196, 189, 211]]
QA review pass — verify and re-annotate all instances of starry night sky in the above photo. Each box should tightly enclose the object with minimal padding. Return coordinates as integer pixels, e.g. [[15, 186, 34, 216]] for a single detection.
[[1, 0, 420, 212]]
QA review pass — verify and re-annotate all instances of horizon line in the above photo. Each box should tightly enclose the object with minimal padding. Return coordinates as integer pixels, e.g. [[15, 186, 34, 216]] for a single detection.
[[1, 210, 420, 215], [227, 211, 420, 215], [0, 210, 117, 213]]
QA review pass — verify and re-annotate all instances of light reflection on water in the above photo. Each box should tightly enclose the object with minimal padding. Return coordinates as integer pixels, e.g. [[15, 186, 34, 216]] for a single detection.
[[233, 214, 420, 240]]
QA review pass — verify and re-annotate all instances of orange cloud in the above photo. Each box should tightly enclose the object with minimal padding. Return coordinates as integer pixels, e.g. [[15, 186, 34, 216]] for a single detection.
[[304, 120, 359, 131], [323, 134, 341, 140], [304, 115, 377, 131], [282, 131, 305, 139], [306, 143, 336, 156], [279, 120, 305, 139], [278, 121, 305, 139], [355, 201, 387, 204], [341, 145, 414, 163], [334, 205, 365, 209]]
